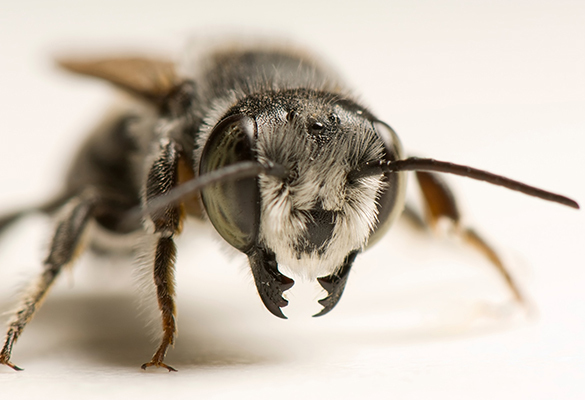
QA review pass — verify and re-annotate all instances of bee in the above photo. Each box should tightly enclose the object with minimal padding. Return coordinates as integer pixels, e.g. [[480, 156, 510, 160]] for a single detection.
[[0, 40, 579, 372]]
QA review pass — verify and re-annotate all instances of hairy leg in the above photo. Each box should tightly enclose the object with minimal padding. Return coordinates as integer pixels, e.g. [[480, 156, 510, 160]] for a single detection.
[[140, 139, 186, 372], [0, 190, 98, 370]]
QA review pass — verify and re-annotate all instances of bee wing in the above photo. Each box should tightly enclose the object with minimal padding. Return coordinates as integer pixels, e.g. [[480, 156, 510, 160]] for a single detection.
[[58, 57, 178, 102]]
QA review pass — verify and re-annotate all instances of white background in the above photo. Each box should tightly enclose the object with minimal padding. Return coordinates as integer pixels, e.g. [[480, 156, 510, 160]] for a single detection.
[[0, 1, 583, 399]]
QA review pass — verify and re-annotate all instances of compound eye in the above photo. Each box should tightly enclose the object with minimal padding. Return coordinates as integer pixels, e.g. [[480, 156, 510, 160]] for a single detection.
[[199, 114, 259, 252], [367, 121, 407, 246]]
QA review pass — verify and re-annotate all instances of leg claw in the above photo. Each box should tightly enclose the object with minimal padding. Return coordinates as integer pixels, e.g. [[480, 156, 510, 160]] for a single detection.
[[0, 357, 24, 371], [141, 361, 177, 372]]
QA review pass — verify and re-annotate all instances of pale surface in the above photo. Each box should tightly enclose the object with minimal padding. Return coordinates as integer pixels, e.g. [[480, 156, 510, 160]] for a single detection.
[[0, 1, 583, 399]]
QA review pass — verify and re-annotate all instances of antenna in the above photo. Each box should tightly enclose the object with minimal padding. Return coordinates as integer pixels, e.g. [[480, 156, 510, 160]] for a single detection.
[[349, 157, 579, 209]]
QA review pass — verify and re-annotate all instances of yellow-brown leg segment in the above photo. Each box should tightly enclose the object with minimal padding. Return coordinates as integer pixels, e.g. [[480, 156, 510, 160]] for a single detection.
[[0, 192, 97, 371], [415, 171, 525, 305], [140, 139, 185, 372], [140, 236, 179, 372]]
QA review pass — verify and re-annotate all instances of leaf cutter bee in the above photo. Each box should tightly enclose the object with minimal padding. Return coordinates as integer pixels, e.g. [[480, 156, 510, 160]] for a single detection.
[[0, 40, 579, 372]]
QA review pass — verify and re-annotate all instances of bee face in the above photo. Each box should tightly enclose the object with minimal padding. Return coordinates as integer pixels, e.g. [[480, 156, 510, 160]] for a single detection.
[[200, 92, 406, 279]]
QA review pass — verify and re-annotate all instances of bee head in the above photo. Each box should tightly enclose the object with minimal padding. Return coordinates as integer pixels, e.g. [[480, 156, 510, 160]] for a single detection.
[[198, 92, 406, 317], [253, 96, 406, 279]]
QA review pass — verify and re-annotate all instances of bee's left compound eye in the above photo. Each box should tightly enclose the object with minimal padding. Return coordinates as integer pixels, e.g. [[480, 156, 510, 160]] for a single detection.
[[199, 114, 260, 253]]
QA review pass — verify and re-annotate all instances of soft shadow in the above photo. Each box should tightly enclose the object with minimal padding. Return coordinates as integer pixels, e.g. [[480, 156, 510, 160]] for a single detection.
[[0, 292, 277, 370]]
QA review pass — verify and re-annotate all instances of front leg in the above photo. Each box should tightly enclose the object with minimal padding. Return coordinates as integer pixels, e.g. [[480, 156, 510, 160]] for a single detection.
[[140, 139, 185, 372]]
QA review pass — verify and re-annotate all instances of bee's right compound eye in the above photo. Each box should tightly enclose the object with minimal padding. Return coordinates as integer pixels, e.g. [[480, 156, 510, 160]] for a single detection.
[[199, 114, 260, 253]]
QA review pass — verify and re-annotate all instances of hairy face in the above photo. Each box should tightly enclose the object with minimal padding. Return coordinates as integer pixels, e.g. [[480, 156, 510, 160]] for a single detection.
[[256, 103, 388, 279]]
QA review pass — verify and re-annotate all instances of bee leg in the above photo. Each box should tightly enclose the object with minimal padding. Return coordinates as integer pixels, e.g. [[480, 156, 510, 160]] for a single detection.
[[0, 190, 98, 371], [314, 251, 359, 317], [415, 171, 525, 304], [140, 140, 184, 372], [140, 236, 179, 372]]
